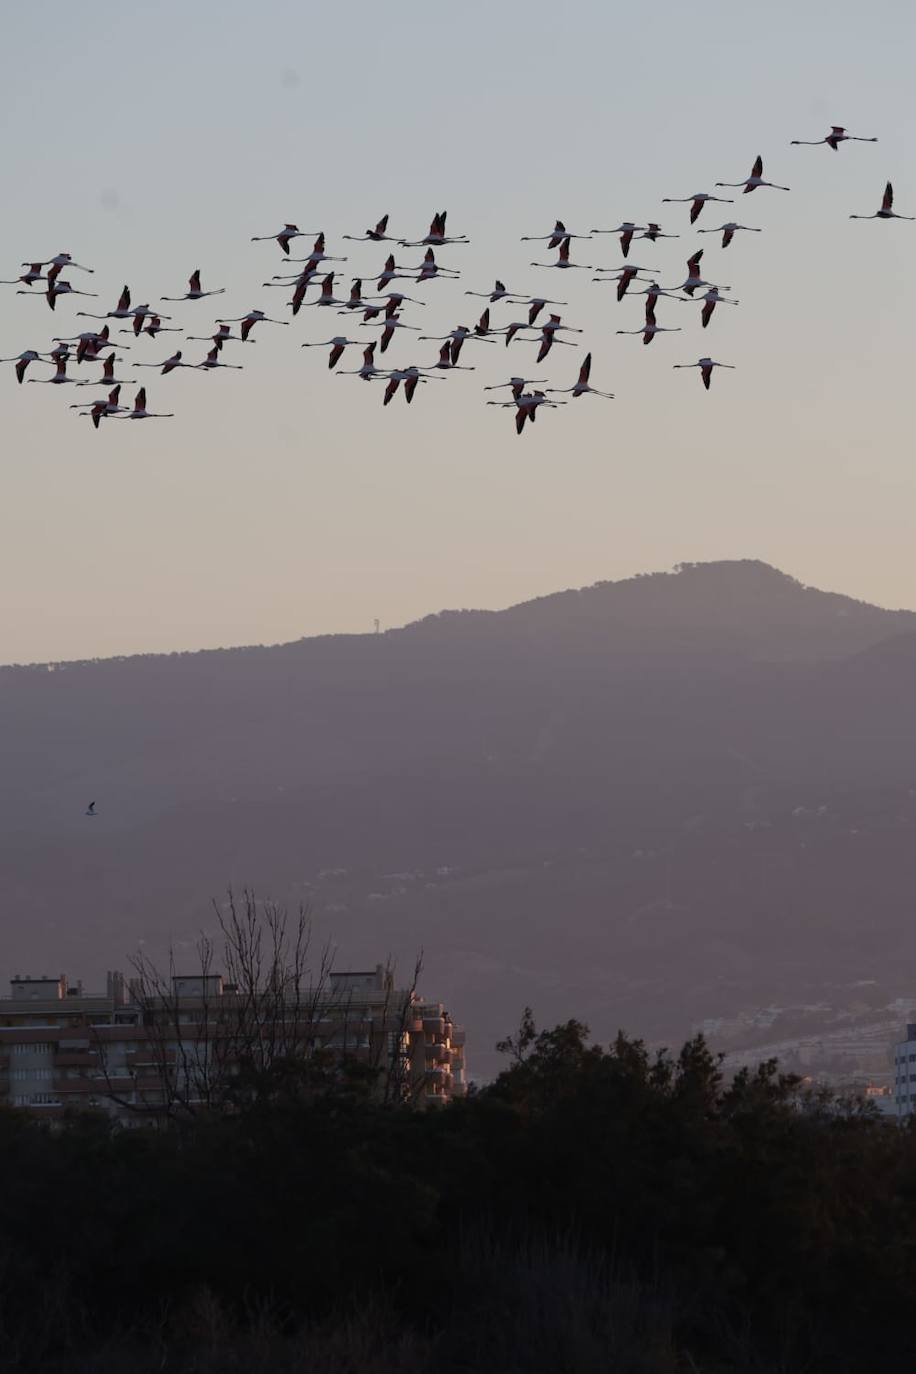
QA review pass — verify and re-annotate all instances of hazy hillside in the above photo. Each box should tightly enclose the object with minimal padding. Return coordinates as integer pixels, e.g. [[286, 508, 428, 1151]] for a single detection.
[[4, 559, 916, 1077]]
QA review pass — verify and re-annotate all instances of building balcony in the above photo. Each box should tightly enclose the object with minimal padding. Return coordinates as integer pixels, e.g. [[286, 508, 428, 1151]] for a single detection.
[[55, 1073, 132, 1093], [125, 1050, 175, 1070], [422, 1015, 445, 1036], [425, 1045, 452, 1065], [54, 1052, 96, 1068]]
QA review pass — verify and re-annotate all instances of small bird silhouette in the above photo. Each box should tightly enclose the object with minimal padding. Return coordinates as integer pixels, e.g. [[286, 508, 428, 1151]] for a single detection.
[[85, 801, 97, 817]]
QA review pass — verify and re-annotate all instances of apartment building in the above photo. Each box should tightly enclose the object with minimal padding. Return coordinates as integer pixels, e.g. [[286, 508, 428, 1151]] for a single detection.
[[893, 1022, 916, 1118], [0, 966, 466, 1122]]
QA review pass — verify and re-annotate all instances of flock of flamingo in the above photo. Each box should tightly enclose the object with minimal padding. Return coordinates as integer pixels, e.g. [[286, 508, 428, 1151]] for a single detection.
[[3, 128, 908, 436]]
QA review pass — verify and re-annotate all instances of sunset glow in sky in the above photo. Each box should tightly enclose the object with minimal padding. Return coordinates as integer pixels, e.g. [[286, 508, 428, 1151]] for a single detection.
[[1, 0, 914, 663]]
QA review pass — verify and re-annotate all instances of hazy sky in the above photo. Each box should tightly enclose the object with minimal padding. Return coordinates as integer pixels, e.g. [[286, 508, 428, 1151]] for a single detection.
[[1, 0, 914, 664]]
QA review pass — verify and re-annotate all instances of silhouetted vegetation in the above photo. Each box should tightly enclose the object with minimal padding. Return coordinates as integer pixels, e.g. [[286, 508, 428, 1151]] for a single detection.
[[1, 1012, 914, 1371]]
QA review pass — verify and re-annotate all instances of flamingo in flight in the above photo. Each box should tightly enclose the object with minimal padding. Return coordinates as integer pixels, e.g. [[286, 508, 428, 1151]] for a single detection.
[[464, 280, 526, 303], [1, 350, 52, 384], [186, 324, 249, 350], [283, 274, 322, 315], [411, 248, 461, 283], [697, 221, 761, 248], [284, 235, 348, 267], [20, 279, 98, 311], [592, 263, 658, 301], [631, 281, 688, 309], [423, 341, 476, 372], [695, 286, 739, 328], [381, 369, 411, 407], [250, 224, 317, 254], [338, 280, 385, 314], [301, 336, 362, 369], [663, 249, 729, 297], [124, 304, 151, 333], [488, 390, 566, 436], [791, 126, 877, 151], [78, 341, 111, 365], [391, 366, 435, 402], [716, 155, 790, 194], [77, 286, 140, 321], [71, 386, 129, 428], [52, 325, 117, 362], [78, 339, 117, 365], [661, 191, 734, 223], [400, 211, 469, 247], [336, 341, 386, 381], [850, 182, 914, 221], [216, 309, 288, 341], [27, 253, 94, 280], [76, 400, 110, 429], [1, 264, 46, 287], [514, 391, 567, 432], [27, 358, 83, 385], [85, 401, 110, 428], [617, 320, 682, 346], [483, 377, 548, 401], [617, 301, 682, 346], [76, 353, 131, 387], [520, 220, 591, 247], [530, 236, 593, 270], [196, 347, 243, 372], [590, 222, 646, 257], [524, 315, 583, 364], [474, 309, 494, 337], [493, 320, 535, 348], [79, 327, 119, 360], [263, 266, 322, 290], [488, 296, 567, 329], [360, 312, 421, 353], [301, 273, 352, 308], [639, 223, 678, 244], [115, 386, 174, 418], [381, 367, 444, 406], [546, 353, 614, 400], [520, 297, 567, 326], [161, 269, 226, 302], [379, 291, 426, 313], [124, 315, 180, 339], [419, 324, 496, 364], [343, 214, 398, 243], [354, 292, 416, 324], [673, 357, 736, 390], [375, 254, 413, 292], [132, 350, 194, 375]]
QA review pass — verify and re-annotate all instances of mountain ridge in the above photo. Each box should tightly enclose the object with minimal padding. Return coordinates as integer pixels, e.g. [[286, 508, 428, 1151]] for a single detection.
[[4, 559, 914, 673]]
